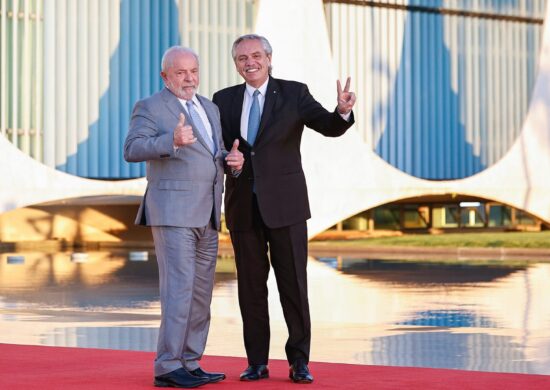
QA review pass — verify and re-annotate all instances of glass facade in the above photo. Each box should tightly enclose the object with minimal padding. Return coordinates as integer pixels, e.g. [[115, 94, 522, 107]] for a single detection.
[[0, 0, 43, 160], [338, 202, 540, 231], [1, 0, 254, 178], [324, 0, 547, 179]]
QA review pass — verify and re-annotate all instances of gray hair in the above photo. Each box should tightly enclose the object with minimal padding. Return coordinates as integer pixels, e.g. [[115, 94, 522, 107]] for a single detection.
[[231, 34, 273, 74], [161, 46, 199, 71]]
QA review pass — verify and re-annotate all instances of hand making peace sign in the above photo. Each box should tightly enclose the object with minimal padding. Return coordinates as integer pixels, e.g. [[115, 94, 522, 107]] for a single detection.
[[336, 77, 356, 115]]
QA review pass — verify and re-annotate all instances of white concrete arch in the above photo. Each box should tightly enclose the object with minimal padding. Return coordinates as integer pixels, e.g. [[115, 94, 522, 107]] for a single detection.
[[0, 135, 145, 212], [1, 0, 549, 241], [255, 0, 550, 238]]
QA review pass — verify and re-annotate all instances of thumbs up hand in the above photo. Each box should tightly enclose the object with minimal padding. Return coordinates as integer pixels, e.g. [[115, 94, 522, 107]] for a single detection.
[[225, 139, 244, 171], [173, 113, 197, 147]]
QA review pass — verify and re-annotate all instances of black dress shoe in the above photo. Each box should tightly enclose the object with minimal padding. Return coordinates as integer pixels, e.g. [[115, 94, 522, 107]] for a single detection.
[[240, 364, 269, 381], [289, 359, 314, 384], [154, 367, 209, 388], [189, 367, 226, 383]]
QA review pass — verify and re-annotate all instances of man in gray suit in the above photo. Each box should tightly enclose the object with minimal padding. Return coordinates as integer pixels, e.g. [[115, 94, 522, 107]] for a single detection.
[[124, 46, 244, 388]]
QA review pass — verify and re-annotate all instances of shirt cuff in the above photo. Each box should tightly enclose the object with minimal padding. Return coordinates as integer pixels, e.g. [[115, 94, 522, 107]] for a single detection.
[[339, 111, 351, 122]]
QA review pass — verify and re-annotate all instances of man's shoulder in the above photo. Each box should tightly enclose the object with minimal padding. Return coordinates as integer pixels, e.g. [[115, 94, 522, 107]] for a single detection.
[[269, 78, 308, 95], [271, 78, 304, 87], [197, 94, 218, 112], [196, 94, 214, 105], [136, 88, 168, 107], [213, 84, 242, 98]]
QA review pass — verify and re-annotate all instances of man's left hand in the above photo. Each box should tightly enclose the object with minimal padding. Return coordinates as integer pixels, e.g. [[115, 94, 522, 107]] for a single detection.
[[225, 139, 244, 171], [337, 77, 356, 115]]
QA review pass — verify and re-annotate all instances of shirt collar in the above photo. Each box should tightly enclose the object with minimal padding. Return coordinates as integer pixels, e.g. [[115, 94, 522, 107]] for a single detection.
[[179, 94, 201, 107], [245, 77, 269, 97]]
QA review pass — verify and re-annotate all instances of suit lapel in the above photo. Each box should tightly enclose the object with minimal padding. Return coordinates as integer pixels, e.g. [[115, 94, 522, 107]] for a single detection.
[[255, 77, 278, 145], [231, 84, 246, 144], [161, 88, 213, 155], [197, 95, 219, 156], [161, 87, 188, 122]]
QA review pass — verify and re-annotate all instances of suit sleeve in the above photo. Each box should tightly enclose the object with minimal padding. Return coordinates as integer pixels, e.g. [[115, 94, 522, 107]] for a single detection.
[[123, 100, 175, 162], [213, 92, 241, 177], [298, 84, 354, 137]]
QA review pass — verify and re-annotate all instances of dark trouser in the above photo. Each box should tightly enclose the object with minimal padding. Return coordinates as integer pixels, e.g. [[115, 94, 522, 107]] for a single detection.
[[230, 196, 311, 366]]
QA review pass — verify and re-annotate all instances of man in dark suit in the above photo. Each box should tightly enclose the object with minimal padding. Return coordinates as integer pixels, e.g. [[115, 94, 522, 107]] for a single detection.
[[213, 34, 356, 384]]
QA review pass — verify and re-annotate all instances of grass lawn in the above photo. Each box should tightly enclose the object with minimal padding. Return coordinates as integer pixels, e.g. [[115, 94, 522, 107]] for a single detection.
[[311, 231, 550, 248]]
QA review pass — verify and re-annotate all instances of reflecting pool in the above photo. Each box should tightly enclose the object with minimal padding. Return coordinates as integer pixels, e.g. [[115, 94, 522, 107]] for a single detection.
[[1, 249, 549, 374]]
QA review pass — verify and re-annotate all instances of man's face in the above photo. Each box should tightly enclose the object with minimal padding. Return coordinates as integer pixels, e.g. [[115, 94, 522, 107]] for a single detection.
[[234, 39, 271, 88], [161, 51, 199, 100]]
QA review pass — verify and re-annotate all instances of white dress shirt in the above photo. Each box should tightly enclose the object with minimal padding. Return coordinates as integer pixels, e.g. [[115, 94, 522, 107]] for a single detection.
[[240, 79, 269, 142]]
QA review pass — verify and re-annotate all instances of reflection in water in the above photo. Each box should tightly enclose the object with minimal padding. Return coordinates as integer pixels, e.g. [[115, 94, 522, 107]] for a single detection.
[[43, 326, 159, 352], [6, 255, 25, 265], [317, 257, 527, 283], [397, 310, 496, 328], [1, 250, 550, 374], [367, 332, 532, 373]]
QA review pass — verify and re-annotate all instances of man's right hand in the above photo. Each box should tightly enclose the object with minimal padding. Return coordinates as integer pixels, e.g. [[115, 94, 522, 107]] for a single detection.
[[225, 139, 244, 171], [173, 113, 197, 147]]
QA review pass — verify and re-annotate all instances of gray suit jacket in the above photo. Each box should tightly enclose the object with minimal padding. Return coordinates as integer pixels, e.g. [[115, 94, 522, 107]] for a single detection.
[[124, 88, 226, 229]]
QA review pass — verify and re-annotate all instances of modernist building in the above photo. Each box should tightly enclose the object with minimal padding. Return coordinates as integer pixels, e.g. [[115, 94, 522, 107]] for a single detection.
[[1, 0, 549, 242]]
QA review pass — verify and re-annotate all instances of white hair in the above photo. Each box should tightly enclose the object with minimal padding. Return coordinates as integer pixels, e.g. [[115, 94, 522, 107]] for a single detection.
[[161, 46, 199, 71]]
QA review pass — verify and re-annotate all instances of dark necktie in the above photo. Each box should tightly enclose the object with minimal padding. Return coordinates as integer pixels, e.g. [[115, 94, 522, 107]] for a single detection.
[[247, 90, 261, 145]]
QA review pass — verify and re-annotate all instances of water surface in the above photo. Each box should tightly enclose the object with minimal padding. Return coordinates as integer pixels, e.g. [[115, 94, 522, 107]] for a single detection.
[[1, 250, 549, 374]]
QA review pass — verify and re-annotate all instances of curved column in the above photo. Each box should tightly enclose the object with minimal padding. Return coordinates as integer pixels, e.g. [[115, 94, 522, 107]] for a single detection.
[[255, 0, 550, 237], [0, 135, 145, 212]]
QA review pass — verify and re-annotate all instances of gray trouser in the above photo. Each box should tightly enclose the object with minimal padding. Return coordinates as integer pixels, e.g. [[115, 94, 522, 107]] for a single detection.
[[152, 225, 218, 376]]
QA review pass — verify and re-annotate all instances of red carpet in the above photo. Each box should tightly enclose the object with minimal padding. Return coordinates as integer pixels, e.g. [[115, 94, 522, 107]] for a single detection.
[[1, 343, 549, 389]]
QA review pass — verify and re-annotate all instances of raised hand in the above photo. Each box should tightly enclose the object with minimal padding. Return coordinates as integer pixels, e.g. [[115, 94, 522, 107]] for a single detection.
[[225, 139, 244, 171], [336, 77, 356, 115], [173, 113, 197, 147]]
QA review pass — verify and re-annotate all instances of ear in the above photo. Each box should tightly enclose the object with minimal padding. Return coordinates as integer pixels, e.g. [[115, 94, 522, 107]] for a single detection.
[[160, 71, 168, 82]]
